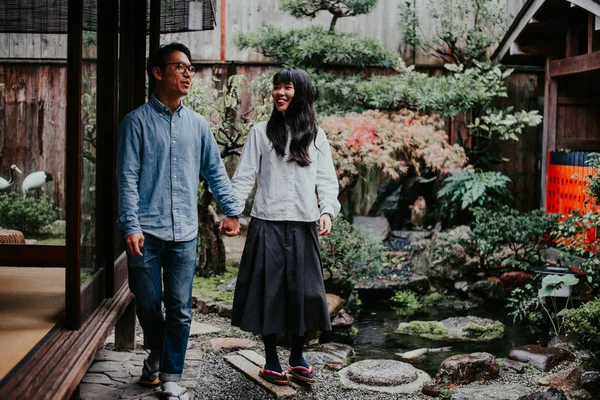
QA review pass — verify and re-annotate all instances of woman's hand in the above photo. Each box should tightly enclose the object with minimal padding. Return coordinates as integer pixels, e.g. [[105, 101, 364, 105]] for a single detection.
[[318, 214, 332, 236], [220, 216, 241, 236]]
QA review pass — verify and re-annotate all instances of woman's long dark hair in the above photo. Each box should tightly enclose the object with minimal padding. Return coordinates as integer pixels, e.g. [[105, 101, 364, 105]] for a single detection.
[[267, 68, 318, 167]]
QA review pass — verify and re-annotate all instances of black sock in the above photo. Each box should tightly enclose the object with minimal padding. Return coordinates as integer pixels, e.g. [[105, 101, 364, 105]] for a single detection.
[[262, 334, 282, 373], [289, 335, 309, 368]]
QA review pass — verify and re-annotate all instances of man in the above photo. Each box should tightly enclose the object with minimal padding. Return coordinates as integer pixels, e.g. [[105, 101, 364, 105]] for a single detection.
[[117, 42, 241, 400]]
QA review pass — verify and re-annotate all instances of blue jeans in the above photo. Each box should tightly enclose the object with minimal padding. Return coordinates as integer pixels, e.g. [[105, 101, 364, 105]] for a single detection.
[[127, 233, 197, 382]]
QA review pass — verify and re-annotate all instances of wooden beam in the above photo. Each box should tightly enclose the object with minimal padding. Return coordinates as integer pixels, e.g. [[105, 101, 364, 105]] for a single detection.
[[566, 22, 580, 57], [0, 245, 66, 267], [549, 50, 600, 76], [556, 138, 600, 150], [541, 57, 558, 209], [510, 39, 565, 57], [557, 95, 600, 106], [66, 0, 83, 331], [493, 0, 546, 61], [567, 0, 600, 19]]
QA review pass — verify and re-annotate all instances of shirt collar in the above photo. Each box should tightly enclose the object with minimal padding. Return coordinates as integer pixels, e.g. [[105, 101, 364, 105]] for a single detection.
[[149, 95, 184, 116]]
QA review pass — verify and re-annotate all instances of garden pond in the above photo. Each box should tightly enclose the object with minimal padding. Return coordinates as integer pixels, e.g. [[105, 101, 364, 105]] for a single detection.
[[350, 303, 542, 376]]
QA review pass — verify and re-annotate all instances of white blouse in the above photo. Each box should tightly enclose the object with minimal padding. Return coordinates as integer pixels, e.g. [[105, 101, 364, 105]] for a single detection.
[[231, 121, 341, 222]]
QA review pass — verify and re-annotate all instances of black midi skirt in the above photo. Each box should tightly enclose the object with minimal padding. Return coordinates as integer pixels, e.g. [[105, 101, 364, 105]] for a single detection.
[[231, 218, 332, 336]]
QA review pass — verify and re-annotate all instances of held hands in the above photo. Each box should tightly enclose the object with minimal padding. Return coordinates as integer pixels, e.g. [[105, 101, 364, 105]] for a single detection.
[[219, 216, 241, 237], [318, 213, 332, 236], [126, 232, 145, 256]]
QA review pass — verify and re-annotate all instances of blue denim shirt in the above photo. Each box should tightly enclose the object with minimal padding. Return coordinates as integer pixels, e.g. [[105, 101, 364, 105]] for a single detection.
[[116, 95, 241, 242]]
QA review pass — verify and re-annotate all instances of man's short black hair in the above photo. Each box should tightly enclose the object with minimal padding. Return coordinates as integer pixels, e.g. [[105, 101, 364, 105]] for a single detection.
[[146, 42, 192, 89]]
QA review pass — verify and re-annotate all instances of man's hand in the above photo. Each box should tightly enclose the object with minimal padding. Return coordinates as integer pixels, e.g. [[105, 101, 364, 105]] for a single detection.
[[126, 232, 145, 256], [219, 216, 240, 237], [318, 214, 332, 236]]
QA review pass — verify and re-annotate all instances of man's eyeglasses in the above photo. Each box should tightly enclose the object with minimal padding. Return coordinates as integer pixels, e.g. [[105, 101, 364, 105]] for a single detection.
[[164, 62, 197, 76]]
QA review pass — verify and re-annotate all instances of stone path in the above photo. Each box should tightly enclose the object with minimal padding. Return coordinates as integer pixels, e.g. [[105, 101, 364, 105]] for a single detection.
[[80, 321, 222, 399]]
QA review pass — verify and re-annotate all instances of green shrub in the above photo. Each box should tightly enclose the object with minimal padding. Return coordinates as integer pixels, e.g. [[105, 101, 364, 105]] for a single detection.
[[437, 169, 513, 219], [564, 298, 600, 362], [391, 290, 421, 315], [0, 193, 59, 236], [470, 206, 559, 270], [320, 216, 386, 283]]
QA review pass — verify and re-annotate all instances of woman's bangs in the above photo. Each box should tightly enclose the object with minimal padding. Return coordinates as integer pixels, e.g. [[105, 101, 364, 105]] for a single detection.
[[273, 69, 294, 85]]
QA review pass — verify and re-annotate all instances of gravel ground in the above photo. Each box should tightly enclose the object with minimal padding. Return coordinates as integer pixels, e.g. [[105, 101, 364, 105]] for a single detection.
[[191, 312, 572, 400]]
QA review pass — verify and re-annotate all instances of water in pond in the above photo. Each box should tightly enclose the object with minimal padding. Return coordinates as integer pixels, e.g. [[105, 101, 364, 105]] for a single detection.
[[351, 304, 543, 376]]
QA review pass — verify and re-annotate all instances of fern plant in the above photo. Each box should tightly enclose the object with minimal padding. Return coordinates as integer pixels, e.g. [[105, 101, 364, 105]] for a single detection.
[[437, 169, 512, 220]]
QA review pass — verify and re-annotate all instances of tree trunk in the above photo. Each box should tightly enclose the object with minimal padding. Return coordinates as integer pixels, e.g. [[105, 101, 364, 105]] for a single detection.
[[196, 180, 227, 276]]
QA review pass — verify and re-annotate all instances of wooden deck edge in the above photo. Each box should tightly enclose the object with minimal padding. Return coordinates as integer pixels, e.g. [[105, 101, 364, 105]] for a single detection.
[[0, 281, 134, 400]]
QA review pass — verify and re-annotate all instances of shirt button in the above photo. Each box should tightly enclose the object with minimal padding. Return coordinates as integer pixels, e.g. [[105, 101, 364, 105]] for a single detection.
[[174, 175, 177, 179], [173, 158, 177, 161], [174, 192, 178, 196], [173, 140, 176, 144]]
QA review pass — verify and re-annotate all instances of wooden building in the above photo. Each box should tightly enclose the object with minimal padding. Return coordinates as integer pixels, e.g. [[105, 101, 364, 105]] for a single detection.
[[0, 1, 216, 398], [494, 0, 600, 208]]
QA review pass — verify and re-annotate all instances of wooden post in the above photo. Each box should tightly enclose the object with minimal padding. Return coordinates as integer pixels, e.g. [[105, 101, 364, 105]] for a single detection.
[[589, 13, 594, 54], [541, 57, 558, 209], [115, 299, 136, 350], [66, 0, 83, 331]]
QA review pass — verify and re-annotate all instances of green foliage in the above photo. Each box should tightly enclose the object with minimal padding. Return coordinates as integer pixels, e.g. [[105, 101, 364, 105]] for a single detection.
[[316, 61, 511, 116], [192, 263, 239, 303], [437, 169, 512, 219], [391, 290, 421, 315], [585, 153, 600, 203], [319, 216, 386, 283], [398, 0, 506, 66], [235, 26, 397, 69], [280, 0, 377, 31], [469, 206, 559, 270], [537, 274, 579, 336], [186, 74, 272, 157], [564, 298, 600, 361], [506, 283, 543, 324], [439, 389, 454, 399], [0, 193, 59, 236]]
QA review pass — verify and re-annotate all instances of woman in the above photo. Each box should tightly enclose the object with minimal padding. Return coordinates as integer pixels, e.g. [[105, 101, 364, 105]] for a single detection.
[[229, 67, 341, 385]]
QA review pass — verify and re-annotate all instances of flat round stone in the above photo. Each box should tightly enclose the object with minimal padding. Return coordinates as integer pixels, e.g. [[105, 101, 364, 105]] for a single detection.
[[346, 360, 418, 386]]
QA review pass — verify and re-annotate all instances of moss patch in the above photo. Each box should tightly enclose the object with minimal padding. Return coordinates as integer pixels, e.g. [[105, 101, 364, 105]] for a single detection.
[[192, 263, 238, 303], [397, 321, 448, 339], [462, 321, 504, 340]]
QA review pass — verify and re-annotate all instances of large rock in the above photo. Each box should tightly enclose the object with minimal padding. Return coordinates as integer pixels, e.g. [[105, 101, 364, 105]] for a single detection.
[[216, 278, 237, 292], [338, 359, 430, 394], [397, 316, 504, 341], [470, 279, 505, 301], [518, 388, 567, 400], [326, 293, 343, 318], [500, 271, 533, 293], [508, 344, 574, 372], [304, 343, 354, 370], [355, 273, 431, 299], [436, 352, 499, 384], [410, 226, 481, 289], [537, 367, 595, 399], [451, 384, 531, 399], [352, 216, 390, 241]]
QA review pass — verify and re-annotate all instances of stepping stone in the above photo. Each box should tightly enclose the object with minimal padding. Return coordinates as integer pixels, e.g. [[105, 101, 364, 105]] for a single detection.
[[81, 373, 113, 385], [79, 383, 123, 400], [338, 359, 430, 394], [95, 349, 134, 362], [509, 344, 574, 372], [210, 338, 255, 352], [88, 361, 124, 373], [224, 353, 297, 399], [189, 321, 223, 337]]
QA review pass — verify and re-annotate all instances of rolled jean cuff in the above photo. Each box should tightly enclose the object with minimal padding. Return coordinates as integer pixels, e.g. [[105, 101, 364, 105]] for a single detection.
[[159, 373, 182, 382]]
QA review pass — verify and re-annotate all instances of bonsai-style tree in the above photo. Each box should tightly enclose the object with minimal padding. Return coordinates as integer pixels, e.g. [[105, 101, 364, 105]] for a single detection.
[[280, 0, 378, 31], [235, 0, 396, 69], [186, 75, 272, 276]]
